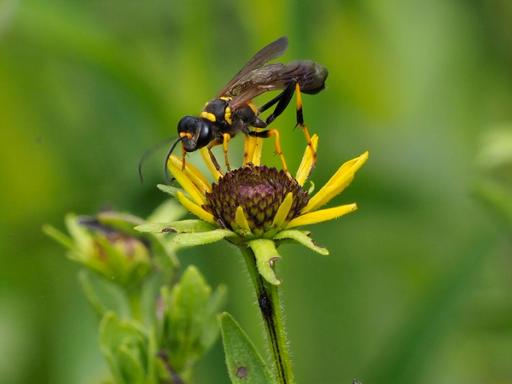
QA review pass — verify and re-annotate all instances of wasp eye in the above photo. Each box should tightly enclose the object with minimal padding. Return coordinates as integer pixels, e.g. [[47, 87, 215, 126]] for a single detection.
[[177, 116, 197, 133], [177, 116, 213, 152]]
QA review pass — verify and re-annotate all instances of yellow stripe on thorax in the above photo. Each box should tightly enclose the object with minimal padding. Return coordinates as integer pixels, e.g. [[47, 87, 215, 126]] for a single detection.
[[200, 111, 216, 122], [224, 106, 232, 125]]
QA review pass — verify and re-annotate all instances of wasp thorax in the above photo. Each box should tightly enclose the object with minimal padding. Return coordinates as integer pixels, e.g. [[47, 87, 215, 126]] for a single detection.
[[204, 164, 309, 235]]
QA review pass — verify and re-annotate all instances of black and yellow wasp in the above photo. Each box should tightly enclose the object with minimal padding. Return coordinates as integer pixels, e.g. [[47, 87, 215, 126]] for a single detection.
[[169, 36, 328, 172]]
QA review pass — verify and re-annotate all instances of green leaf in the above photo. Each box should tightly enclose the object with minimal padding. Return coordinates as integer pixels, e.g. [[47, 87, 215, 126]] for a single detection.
[[163, 266, 212, 372], [116, 345, 145, 384], [135, 220, 216, 234], [219, 312, 273, 384], [99, 312, 152, 384], [247, 239, 281, 285], [171, 229, 236, 248], [274, 229, 329, 255]]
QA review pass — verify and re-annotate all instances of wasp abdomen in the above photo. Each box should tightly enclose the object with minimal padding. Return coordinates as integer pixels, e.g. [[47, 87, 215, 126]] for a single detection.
[[285, 60, 328, 95]]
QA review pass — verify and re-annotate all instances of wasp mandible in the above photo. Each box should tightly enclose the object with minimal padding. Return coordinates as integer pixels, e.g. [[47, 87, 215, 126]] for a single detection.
[[168, 36, 328, 173]]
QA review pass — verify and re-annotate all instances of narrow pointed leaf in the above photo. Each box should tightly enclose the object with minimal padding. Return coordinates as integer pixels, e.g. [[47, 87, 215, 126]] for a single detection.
[[43, 224, 75, 250], [135, 220, 216, 234], [219, 312, 273, 384], [172, 229, 236, 248], [275, 229, 329, 255]]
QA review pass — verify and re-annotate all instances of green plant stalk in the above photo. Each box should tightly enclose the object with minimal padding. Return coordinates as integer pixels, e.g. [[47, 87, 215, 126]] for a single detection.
[[127, 289, 143, 322], [240, 246, 295, 384]]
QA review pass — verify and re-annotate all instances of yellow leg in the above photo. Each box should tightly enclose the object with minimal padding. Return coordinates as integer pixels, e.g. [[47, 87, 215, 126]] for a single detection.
[[179, 132, 193, 170], [223, 133, 231, 171], [248, 129, 288, 172], [267, 129, 288, 173], [295, 83, 317, 167]]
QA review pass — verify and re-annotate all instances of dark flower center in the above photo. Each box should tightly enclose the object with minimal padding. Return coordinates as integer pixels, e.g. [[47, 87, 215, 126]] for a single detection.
[[204, 164, 309, 235]]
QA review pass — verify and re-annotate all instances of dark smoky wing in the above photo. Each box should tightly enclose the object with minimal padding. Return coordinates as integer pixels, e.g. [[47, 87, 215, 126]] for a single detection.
[[229, 61, 328, 109], [216, 36, 288, 98]]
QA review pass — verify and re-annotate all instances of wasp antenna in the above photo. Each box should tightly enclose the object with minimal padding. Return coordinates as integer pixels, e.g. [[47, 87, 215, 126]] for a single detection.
[[163, 137, 185, 182], [138, 137, 175, 184]]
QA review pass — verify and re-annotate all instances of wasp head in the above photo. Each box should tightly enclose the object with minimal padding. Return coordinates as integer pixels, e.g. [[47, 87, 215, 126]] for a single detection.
[[177, 116, 214, 152]]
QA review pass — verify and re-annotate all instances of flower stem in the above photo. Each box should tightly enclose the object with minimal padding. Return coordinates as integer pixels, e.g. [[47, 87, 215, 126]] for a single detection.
[[240, 246, 295, 384], [127, 290, 142, 322]]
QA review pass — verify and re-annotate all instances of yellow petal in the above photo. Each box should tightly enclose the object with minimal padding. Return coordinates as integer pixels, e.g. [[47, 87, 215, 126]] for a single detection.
[[251, 136, 263, 166], [244, 134, 263, 166], [168, 155, 211, 194], [295, 134, 319, 186], [243, 136, 253, 166], [199, 147, 222, 181], [287, 203, 357, 228], [302, 151, 368, 213], [272, 192, 293, 228], [176, 191, 216, 224], [167, 156, 206, 205], [234, 206, 252, 234]]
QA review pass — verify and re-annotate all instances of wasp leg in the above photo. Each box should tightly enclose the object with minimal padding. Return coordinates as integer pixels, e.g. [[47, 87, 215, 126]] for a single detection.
[[294, 83, 316, 167], [206, 139, 223, 173], [259, 89, 286, 114], [248, 129, 288, 173], [264, 81, 296, 125], [181, 142, 187, 171], [222, 133, 232, 171]]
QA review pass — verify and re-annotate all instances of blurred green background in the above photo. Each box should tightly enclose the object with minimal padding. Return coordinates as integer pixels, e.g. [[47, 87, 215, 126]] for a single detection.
[[1, 0, 512, 383]]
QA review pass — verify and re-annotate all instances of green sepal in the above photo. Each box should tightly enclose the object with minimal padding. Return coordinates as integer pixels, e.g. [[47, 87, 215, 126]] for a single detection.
[[247, 239, 281, 285], [219, 312, 273, 384], [172, 229, 236, 249], [43, 224, 75, 250], [135, 220, 216, 234], [274, 229, 329, 255]]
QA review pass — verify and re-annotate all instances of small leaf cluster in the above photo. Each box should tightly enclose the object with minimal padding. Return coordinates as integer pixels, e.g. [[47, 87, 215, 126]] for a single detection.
[[45, 201, 226, 384]]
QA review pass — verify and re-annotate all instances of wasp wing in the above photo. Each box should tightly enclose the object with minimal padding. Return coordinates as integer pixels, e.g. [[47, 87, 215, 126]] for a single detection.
[[216, 36, 288, 98], [228, 61, 328, 109]]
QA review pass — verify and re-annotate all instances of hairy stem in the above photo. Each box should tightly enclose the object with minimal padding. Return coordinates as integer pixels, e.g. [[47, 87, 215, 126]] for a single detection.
[[240, 246, 295, 384]]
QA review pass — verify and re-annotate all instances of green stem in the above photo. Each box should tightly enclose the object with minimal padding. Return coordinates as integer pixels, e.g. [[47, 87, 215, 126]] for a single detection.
[[239, 246, 295, 384], [127, 289, 142, 322]]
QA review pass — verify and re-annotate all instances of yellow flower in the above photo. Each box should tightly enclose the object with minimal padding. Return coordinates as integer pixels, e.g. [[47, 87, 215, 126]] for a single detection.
[[136, 134, 368, 285], [165, 135, 367, 235]]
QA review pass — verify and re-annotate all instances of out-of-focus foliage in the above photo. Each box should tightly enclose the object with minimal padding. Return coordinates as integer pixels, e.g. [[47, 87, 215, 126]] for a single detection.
[[1, 0, 511, 383]]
